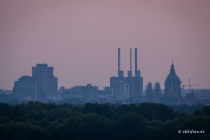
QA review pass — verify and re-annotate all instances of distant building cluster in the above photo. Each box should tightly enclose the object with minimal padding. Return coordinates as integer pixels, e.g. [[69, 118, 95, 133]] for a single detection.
[[55, 84, 98, 103], [0, 49, 206, 105], [13, 64, 58, 101]]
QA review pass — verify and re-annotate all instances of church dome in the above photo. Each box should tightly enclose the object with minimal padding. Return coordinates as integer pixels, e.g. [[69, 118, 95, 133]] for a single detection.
[[165, 62, 180, 82], [166, 73, 180, 82]]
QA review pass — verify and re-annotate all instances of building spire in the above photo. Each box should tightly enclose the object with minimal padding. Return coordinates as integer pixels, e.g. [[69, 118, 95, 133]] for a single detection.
[[170, 61, 175, 74]]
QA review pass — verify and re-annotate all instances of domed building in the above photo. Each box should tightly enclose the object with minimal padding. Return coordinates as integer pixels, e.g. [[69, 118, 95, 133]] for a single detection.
[[164, 62, 182, 97], [162, 62, 182, 104]]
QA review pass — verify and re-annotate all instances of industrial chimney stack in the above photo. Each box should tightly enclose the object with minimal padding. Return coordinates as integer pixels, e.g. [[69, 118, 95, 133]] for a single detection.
[[118, 48, 120, 73], [128, 48, 132, 77], [135, 48, 140, 77], [118, 48, 124, 77]]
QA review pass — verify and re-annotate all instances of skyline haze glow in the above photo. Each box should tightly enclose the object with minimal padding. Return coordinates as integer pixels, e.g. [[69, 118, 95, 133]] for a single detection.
[[0, 0, 210, 90]]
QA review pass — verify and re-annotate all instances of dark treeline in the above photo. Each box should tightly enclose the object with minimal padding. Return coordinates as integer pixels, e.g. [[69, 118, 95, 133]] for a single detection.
[[0, 102, 210, 140]]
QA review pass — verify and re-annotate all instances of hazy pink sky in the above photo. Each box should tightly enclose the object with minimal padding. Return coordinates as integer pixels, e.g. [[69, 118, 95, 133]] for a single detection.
[[0, 0, 210, 90]]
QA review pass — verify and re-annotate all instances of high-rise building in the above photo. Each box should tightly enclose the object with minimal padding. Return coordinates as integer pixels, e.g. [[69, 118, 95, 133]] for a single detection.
[[32, 64, 58, 100], [13, 75, 36, 101]]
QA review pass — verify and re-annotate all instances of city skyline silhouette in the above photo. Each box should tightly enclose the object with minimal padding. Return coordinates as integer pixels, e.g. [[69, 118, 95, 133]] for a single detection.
[[1, 0, 210, 90]]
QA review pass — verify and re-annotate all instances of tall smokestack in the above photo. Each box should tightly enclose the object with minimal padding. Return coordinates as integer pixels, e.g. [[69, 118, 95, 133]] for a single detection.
[[135, 48, 140, 77], [128, 48, 132, 77], [118, 48, 124, 77], [118, 48, 120, 72], [130, 48, 132, 71], [135, 48, 137, 72]]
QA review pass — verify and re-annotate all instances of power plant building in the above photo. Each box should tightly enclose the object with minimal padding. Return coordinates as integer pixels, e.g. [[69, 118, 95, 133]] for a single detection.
[[110, 48, 143, 101]]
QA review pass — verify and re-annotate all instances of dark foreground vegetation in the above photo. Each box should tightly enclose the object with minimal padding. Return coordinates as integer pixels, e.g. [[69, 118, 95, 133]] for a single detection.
[[0, 102, 210, 140]]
